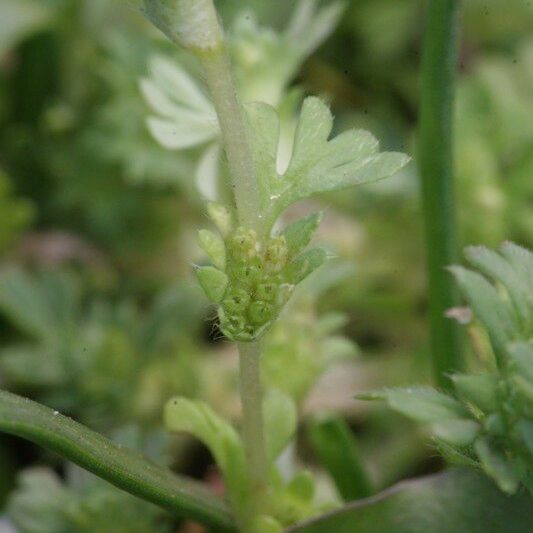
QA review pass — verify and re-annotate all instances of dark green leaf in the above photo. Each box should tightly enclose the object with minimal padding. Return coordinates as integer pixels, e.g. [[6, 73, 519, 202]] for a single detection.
[[288, 469, 532, 532], [474, 437, 520, 494], [307, 415, 373, 501]]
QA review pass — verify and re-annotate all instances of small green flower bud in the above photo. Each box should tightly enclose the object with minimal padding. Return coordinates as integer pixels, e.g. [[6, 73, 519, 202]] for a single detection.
[[229, 227, 258, 261], [255, 281, 278, 302], [222, 288, 250, 313], [219, 311, 246, 338], [264, 235, 288, 273], [248, 300, 274, 325]]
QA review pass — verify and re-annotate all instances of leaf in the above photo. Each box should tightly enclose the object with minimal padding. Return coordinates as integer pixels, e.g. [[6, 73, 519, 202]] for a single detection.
[[0, 0, 51, 56], [195, 266, 228, 303], [198, 229, 226, 269], [288, 468, 532, 532], [245, 98, 409, 228], [449, 266, 517, 358], [282, 213, 322, 258], [465, 245, 531, 332], [307, 415, 373, 501], [356, 387, 468, 423], [164, 397, 247, 514], [141, 56, 218, 149], [507, 342, 533, 403], [264, 390, 297, 463], [7, 468, 74, 533], [432, 419, 480, 446], [474, 437, 520, 494], [0, 389, 234, 530], [285, 0, 346, 59], [451, 373, 499, 413], [284, 248, 328, 285]]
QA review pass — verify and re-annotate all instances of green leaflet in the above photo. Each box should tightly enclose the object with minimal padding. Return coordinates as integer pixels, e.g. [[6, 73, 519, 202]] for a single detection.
[[195, 266, 228, 303], [245, 97, 410, 230], [465, 245, 531, 332], [449, 266, 517, 359], [164, 398, 248, 515], [431, 419, 480, 446], [198, 229, 226, 269], [474, 437, 520, 494], [282, 212, 322, 259], [451, 373, 499, 413], [356, 387, 468, 423]]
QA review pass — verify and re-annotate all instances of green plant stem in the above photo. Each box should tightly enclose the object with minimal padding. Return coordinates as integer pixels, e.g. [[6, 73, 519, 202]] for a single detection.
[[198, 45, 262, 232], [238, 341, 268, 511], [418, 0, 462, 389], [0, 389, 235, 530]]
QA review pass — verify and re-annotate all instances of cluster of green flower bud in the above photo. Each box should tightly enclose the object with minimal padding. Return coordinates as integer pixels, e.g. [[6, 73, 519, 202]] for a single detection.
[[195, 203, 326, 342]]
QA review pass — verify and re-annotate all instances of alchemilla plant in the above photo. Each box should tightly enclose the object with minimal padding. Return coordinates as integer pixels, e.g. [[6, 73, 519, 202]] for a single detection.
[[360, 242, 533, 495], [1, 1, 531, 533], [136, 0, 408, 530]]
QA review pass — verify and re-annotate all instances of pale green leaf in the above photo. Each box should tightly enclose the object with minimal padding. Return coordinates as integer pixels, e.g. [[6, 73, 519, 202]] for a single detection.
[[282, 213, 322, 258], [284, 248, 328, 285], [198, 229, 226, 269], [164, 397, 248, 511], [356, 387, 468, 422], [432, 419, 480, 446], [245, 97, 409, 228], [264, 390, 297, 463], [195, 266, 228, 303], [286, 0, 346, 59]]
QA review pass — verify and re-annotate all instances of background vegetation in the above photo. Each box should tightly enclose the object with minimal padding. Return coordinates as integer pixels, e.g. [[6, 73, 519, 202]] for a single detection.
[[0, 0, 532, 530]]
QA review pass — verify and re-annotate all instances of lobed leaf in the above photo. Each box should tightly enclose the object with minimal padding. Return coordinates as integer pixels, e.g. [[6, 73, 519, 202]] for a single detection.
[[245, 97, 409, 229]]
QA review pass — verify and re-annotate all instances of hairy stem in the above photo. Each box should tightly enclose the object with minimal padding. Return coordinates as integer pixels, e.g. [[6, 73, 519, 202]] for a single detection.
[[195, 4, 262, 232], [238, 341, 268, 511], [418, 0, 462, 389]]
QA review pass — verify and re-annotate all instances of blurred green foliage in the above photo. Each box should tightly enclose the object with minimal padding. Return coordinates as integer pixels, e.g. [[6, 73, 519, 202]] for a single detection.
[[0, 0, 532, 527]]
